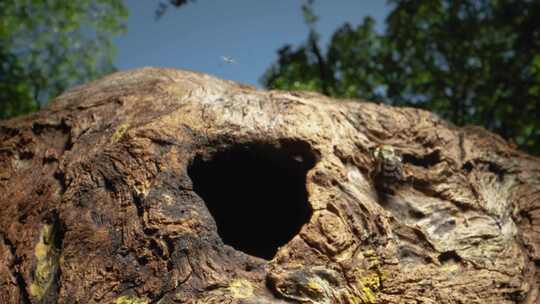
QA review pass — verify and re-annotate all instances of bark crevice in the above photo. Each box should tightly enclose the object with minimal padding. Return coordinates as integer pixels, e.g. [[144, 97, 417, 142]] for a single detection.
[[1, 233, 31, 304]]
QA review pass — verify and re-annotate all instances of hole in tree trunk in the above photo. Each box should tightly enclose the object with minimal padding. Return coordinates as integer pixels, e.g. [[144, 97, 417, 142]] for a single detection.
[[188, 141, 316, 260]]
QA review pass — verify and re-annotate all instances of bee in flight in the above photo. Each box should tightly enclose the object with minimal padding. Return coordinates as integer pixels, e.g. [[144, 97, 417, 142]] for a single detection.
[[221, 56, 237, 64]]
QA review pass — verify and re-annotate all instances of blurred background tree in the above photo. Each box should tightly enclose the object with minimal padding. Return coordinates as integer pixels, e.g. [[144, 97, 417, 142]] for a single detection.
[[2, 0, 538, 154], [0, 0, 127, 119], [262, 0, 540, 154]]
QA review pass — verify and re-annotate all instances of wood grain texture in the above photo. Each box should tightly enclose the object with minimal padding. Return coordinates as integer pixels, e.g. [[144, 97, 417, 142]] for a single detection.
[[0, 68, 539, 303]]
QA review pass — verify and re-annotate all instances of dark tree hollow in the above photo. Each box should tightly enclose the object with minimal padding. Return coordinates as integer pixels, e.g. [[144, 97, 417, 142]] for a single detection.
[[188, 141, 316, 260]]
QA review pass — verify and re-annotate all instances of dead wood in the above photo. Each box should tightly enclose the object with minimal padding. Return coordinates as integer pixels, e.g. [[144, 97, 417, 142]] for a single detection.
[[1, 68, 539, 304]]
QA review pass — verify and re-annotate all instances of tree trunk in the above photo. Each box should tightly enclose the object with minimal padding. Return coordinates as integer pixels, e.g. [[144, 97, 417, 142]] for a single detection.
[[1, 68, 539, 304]]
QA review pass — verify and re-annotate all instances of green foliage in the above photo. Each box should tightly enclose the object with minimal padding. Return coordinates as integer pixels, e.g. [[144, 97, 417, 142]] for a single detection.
[[262, 0, 540, 155], [0, 0, 128, 119]]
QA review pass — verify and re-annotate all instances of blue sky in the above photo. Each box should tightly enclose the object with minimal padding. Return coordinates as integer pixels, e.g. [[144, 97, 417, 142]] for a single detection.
[[114, 0, 391, 87]]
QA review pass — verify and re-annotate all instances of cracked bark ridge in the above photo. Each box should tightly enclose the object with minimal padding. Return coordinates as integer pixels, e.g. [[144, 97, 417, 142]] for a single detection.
[[0, 67, 539, 303]]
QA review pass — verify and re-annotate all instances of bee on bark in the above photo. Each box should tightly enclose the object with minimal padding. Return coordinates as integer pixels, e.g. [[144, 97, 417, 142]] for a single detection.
[[371, 145, 404, 193]]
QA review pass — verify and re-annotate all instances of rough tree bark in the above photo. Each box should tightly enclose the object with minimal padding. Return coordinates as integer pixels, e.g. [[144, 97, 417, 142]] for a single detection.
[[0, 68, 539, 304]]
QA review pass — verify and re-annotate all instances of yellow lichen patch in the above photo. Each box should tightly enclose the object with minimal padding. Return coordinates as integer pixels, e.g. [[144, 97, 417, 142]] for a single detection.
[[34, 225, 52, 259], [115, 295, 148, 304], [355, 272, 383, 304], [358, 286, 377, 304], [228, 279, 254, 299], [29, 224, 59, 300], [111, 123, 130, 143], [306, 278, 325, 294], [361, 249, 381, 269]]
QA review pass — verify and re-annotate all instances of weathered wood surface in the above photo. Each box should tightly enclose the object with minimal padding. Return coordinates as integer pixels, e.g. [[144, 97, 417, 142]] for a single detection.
[[1, 68, 539, 303]]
